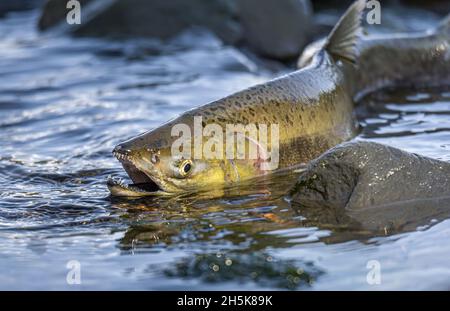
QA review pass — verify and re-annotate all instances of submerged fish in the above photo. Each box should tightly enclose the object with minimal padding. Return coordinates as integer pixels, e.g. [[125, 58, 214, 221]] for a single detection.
[[298, 8, 450, 98], [109, 0, 450, 197]]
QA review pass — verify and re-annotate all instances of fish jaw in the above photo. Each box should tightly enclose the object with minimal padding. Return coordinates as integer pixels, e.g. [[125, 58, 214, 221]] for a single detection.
[[130, 155, 183, 193], [106, 175, 168, 197], [110, 145, 175, 197]]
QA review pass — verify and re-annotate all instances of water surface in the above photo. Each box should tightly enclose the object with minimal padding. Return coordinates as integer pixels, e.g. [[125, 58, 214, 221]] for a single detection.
[[1, 10, 450, 290]]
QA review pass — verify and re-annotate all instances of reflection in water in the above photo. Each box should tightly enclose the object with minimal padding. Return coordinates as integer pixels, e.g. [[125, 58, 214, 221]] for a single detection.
[[163, 252, 322, 290], [115, 171, 303, 252], [113, 172, 324, 289]]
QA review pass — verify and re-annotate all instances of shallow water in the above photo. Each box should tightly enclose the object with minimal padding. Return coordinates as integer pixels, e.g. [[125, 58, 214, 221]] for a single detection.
[[1, 10, 450, 290]]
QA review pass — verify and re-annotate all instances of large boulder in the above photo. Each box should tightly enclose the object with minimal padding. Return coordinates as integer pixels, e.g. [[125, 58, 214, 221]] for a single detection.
[[237, 0, 313, 59], [0, 0, 43, 18], [38, 0, 93, 30], [291, 141, 450, 233], [38, 0, 314, 60], [38, 0, 242, 44]]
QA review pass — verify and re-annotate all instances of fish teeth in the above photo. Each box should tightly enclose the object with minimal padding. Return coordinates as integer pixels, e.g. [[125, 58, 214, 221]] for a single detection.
[[112, 151, 131, 162], [107, 175, 130, 189]]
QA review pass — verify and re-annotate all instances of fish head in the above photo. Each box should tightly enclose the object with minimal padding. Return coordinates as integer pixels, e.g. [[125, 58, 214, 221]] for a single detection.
[[110, 123, 237, 196]]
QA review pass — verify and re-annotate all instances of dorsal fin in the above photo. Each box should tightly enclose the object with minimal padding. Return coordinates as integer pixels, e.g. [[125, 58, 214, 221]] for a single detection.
[[436, 13, 450, 34], [324, 0, 366, 64]]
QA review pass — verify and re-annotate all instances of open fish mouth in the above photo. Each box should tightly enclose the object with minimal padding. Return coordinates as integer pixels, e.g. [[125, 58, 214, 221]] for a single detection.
[[106, 175, 165, 197], [108, 149, 167, 197]]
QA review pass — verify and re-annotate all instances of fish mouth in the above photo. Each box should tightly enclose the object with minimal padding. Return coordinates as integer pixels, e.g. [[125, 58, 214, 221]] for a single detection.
[[109, 149, 166, 197]]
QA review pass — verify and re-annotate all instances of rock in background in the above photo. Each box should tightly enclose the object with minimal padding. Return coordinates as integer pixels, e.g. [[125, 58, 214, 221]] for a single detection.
[[237, 0, 312, 59], [38, 0, 93, 31], [37, 0, 313, 60], [0, 0, 44, 18], [40, 0, 242, 44]]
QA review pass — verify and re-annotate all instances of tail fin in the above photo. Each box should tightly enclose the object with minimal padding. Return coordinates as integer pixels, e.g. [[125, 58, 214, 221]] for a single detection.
[[436, 13, 450, 35], [324, 0, 366, 64]]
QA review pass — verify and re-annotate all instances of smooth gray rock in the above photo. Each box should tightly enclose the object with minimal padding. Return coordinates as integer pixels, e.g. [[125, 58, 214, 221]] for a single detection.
[[38, 0, 93, 30], [37, 0, 314, 60], [237, 0, 313, 59], [0, 0, 43, 18], [38, 0, 242, 44], [291, 141, 450, 233]]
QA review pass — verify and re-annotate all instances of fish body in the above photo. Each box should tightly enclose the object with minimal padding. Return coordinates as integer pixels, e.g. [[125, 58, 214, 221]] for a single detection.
[[299, 13, 450, 98], [109, 0, 364, 196], [109, 50, 357, 195], [354, 31, 450, 98], [109, 0, 449, 196]]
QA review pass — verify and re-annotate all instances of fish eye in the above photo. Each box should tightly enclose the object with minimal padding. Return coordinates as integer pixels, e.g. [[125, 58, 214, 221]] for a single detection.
[[179, 160, 193, 177]]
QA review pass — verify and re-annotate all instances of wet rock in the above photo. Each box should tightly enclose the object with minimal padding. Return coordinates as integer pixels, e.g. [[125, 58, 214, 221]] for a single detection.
[[401, 0, 450, 15], [291, 141, 450, 233], [310, 0, 352, 11], [236, 0, 313, 59], [38, 0, 93, 30], [37, 0, 314, 60], [38, 0, 242, 44], [0, 0, 43, 18]]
